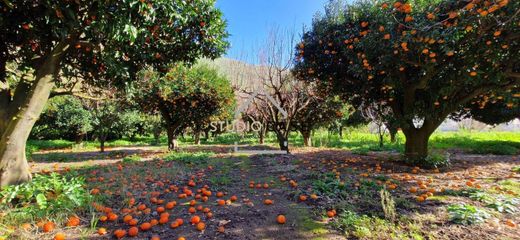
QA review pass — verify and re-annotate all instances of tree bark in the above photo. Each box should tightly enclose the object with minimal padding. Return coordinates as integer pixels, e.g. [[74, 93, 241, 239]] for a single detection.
[[301, 130, 312, 147], [402, 120, 439, 164], [339, 126, 343, 138], [276, 133, 289, 152], [258, 125, 266, 144], [99, 135, 106, 153], [194, 131, 201, 145], [167, 127, 179, 151], [0, 41, 69, 187], [389, 130, 397, 143]]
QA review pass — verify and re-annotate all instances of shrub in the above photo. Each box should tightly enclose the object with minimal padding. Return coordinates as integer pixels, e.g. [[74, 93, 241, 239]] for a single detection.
[[447, 204, 490, 225], [0, 173, 92, 223]]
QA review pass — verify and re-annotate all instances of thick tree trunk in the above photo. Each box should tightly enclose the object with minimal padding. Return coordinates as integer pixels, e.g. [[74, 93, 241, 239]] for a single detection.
[[301, 130, 312, 147], [402, 122, 438, 164], [167, 127, 179, 151], [0, 42, 69, 187]]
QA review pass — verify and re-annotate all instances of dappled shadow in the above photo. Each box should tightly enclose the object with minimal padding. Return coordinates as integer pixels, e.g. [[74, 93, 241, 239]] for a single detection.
[[31, 146, 165, 163]]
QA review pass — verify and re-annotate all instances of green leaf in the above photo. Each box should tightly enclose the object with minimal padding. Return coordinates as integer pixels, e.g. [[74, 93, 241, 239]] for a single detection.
[[36, 193, 47, 209]]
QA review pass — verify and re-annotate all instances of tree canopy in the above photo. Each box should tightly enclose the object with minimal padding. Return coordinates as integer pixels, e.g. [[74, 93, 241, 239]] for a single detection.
[[294, 0, 519, 162], [133, 64, 235, 150]]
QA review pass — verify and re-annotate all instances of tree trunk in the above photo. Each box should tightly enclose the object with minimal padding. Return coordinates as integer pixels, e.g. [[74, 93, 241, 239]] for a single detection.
[[204, 130, 210, 141], [301, 130, 312, 147], [153, 130, 161, 146], [258, 125, 266, 144], [167, 127, 179, 151], [0, 42, 69, 187], [402, 126, 435, 164], [194, 131, 201, 145], [339, 126, 343, 138], [389, 130, 397, 143], [99, 135, 106, 153], [276, 133, 289, 152]]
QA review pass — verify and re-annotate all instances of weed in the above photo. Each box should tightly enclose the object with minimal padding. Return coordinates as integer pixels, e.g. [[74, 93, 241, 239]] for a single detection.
[[447, 203, 490, 225], [0, 173, 93, 225], [380, 188, 396, 222]]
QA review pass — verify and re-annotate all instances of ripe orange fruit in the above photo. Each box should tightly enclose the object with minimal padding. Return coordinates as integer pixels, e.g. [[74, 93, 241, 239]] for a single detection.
[[216, 192, 224, 197], [176, 218, 184, 226], [43, 221, 55, 233], [188, 207, 196, 213], [178, 237, 186, 240], [170, 221, 180, 229], [97, 228, 107, 235], [114, 229, 126, 239], [264, 199, 273, 205], [276, 215, 286, 224], [140, 222, 152, 231], [54, 232, 66, 240], [217, 199, 225, 206], [299, 195, 307, 201], [66, 216, 80, 227], [128, 227, 139, 237], [326, 210, 336, 218], [196, 222, 206, 231], [128, 218, 138, 226], [505, 219, 516, 228], [151, 236, 160, 240], [191, 215, 201, 224], [230, 195, 238, 202]]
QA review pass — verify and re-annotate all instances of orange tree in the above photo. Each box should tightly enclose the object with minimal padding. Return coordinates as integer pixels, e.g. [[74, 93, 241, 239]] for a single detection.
[[293, 95, 344, 147], [0, 0, 228, 186], [294, 0, 519, 163], [133, 64, 234, 151]]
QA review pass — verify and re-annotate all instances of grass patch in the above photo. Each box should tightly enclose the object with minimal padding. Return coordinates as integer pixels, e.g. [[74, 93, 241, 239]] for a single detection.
[[163, 151, 215, 165], [122, 154, 142, 163]]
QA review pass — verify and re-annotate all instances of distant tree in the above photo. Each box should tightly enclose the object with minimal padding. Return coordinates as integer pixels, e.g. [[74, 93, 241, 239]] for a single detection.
[[134, 64, 234, 151], [293, 95, 344, 147], [328, 105, 367, 138], [294, 0, 519, 164], [0, 0, 228, 186], [31, 96, 92, 142]]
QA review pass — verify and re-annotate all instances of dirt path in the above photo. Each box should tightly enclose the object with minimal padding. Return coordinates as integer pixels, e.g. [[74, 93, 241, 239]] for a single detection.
[[211, 154, 344, 240]]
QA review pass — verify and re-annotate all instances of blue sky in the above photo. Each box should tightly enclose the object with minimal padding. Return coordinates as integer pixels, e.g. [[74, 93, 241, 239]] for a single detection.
[[215, 0, 329, 64]]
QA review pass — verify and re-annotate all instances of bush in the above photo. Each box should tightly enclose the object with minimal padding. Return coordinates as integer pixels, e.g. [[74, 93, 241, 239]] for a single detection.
[[447, 204, 490, 225], [0, 173, 93, 223], [163, 151, 215, 165]]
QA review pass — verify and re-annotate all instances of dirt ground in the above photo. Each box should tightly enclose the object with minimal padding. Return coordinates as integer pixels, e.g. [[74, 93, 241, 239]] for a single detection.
[[20, 145, 520, 240]]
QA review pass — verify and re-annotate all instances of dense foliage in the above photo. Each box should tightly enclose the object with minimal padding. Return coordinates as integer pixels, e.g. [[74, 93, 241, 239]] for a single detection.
[[134, 64, 235, 150], [294, 0, 519, 162]]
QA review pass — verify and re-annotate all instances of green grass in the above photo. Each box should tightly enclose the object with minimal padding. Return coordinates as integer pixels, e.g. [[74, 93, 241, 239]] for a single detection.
[[27, 130, 520, 156], [163, 151, 215, 165]]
